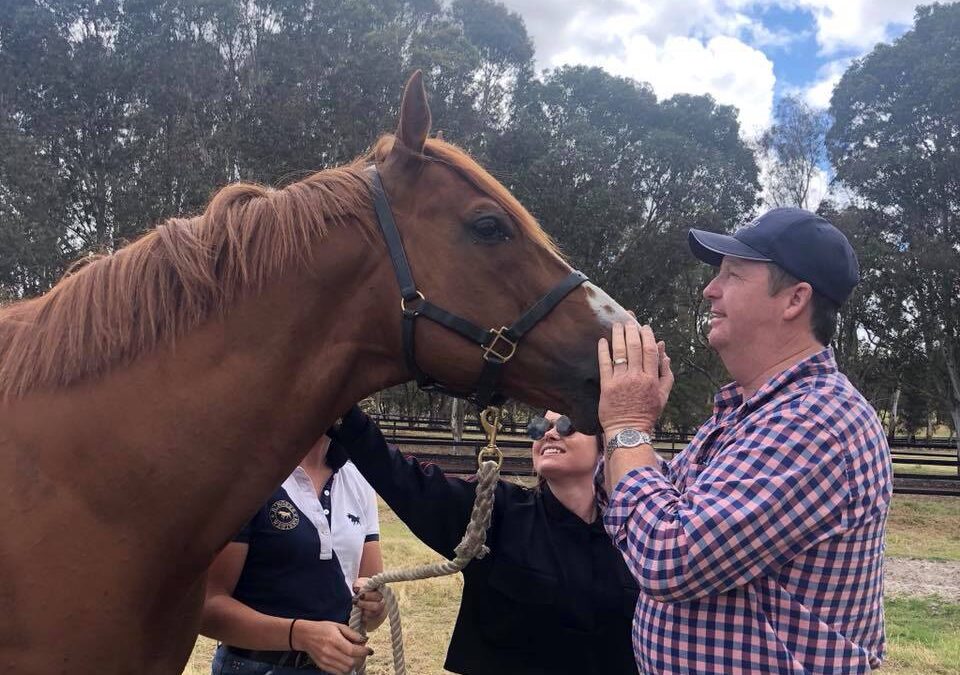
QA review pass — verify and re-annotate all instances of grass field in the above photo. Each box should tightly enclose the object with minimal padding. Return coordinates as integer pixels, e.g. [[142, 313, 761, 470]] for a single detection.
[[184, 494, 960, 675], [887, 494, 960, 561], [883, 596, 960, 674]]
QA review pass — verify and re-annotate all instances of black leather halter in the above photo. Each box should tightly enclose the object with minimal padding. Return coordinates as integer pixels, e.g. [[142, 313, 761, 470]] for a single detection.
[[368, 167, 588, 409]]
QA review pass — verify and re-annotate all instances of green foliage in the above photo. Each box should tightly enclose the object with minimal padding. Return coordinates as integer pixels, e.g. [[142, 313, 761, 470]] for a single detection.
[[5, 0, 956, 436], [0, 0, 766, 428], [828, 2, 960, 448]]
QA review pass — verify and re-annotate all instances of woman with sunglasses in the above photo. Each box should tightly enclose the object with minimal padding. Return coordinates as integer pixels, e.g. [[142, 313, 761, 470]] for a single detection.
[[329, 407, 639, 675]]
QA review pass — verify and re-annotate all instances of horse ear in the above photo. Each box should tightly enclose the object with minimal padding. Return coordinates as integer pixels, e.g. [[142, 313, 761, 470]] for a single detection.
[[395, 71, 431, 154]]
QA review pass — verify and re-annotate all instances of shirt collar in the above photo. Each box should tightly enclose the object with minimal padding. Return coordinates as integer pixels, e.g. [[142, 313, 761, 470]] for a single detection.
[[713, 346, 837, 420], [541, 483, 600, 527]]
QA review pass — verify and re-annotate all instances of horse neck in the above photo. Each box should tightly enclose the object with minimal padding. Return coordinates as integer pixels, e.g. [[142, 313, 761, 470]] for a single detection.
[[19, 225, 406, 566]]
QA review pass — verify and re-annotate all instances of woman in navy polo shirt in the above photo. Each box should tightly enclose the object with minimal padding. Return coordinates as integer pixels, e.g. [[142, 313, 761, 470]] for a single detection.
[[201, 435, 386, 675], [331, 408, 640, 675]]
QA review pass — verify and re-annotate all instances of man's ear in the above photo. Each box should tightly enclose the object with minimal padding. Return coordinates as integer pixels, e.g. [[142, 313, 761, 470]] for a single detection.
[[782, 282, 814, 321]]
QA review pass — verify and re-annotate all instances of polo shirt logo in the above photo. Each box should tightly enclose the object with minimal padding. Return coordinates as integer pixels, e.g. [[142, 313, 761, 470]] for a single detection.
[[269, 500, 300, 530], [347, 513, 360, 525]]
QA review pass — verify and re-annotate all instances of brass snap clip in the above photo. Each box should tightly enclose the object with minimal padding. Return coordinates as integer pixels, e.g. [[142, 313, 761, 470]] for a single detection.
[[477, 406, 505, 468]]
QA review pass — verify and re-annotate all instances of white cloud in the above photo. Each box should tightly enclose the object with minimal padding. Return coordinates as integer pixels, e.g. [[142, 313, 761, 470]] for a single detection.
[[497, 0, 924, 134], [801, 58, 850, 109], [552, 33, 776, 133], [793, 0, 923, 55]]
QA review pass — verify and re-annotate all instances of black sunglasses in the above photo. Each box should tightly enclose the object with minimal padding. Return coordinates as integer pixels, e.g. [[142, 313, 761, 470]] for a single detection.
[[527, 415, 576, 440]]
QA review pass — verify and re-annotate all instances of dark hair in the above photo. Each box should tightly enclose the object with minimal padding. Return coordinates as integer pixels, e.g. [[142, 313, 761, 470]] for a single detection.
[[767, 264, 838, 345]]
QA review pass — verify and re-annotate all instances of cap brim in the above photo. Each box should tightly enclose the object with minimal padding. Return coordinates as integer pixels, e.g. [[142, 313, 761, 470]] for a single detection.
[[688, 229, 772, 266]]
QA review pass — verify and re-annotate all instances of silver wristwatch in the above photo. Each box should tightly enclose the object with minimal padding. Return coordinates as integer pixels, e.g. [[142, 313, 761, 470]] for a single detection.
[[605, 428, 653, 460]]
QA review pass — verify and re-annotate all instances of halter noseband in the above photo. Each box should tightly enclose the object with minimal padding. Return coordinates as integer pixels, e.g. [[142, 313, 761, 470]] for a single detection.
[[368, 167, 588, 409]]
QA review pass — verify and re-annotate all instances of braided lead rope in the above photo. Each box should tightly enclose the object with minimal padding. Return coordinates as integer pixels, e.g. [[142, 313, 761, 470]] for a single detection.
[[349, 458, 501, 675]]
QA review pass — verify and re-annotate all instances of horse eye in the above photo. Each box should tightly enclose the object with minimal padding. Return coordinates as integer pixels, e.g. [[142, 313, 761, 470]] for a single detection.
[[471, 216, 509, 242]]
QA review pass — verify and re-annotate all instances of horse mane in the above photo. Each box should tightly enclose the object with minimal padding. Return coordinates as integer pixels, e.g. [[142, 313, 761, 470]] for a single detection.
[[0, 136, 558, 399]]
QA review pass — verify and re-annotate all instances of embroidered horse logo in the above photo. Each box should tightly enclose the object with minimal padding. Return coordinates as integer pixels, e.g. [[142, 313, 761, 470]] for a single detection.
[[347, 513, 361, 525], [269, 500, 300, 530]]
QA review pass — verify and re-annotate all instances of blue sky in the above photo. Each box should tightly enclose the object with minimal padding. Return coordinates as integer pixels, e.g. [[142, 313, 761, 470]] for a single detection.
[[500, 0, 925, 134]]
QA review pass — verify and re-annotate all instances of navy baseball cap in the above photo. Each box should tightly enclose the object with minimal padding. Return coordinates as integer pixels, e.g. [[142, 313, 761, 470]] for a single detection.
[[688, 208, 860, 305]]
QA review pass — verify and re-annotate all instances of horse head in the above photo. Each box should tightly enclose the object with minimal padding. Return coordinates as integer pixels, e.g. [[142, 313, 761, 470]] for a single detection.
[[368, 72, 630, 432]]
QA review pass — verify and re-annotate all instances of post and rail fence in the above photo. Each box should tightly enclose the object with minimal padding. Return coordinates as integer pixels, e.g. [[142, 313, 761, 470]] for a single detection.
[[368, 415, 960, 498]]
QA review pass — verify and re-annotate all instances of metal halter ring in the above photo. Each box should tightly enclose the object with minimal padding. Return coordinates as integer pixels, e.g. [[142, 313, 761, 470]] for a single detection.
[[400, 291, 426, 315]]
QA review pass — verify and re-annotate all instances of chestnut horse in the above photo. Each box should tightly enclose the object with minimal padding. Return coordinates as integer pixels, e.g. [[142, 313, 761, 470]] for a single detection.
[[0, 73, 628, 673]]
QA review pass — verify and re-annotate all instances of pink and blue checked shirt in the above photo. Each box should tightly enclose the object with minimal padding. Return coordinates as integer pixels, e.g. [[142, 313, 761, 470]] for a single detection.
[[603, 348, 892, 674]]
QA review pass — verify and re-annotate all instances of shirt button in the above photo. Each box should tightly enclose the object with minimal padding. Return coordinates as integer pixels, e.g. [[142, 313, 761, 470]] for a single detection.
[[324, 490, 330, 496], [323, 508, 330, 515]]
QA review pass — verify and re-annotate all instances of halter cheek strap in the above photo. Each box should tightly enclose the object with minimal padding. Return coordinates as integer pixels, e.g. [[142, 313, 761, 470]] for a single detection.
[[368, 167, 588, 409]]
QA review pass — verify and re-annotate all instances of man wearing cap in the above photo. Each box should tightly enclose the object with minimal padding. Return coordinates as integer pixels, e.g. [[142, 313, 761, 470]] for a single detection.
[[597, 208, 892, 673]]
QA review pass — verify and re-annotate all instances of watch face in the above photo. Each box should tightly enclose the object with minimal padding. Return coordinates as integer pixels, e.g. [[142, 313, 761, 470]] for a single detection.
[[616, 428, 644, 447]]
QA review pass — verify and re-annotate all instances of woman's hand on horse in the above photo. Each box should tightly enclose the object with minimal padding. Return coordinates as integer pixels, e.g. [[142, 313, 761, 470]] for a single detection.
[[291, 619, 372, 674], [353, 577, 387, 630]]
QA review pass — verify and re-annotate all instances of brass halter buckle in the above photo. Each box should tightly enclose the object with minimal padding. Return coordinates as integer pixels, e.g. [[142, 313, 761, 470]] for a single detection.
[[477, 406, 505, 468], [482, 327, 518, 364]]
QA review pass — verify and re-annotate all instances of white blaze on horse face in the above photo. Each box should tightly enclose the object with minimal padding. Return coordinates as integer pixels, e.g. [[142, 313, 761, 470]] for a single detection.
[[583, 282, 629, 323]]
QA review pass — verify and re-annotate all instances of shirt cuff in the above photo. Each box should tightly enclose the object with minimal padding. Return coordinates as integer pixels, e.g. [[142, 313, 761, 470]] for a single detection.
[[329, 406, 371, 445], [603, 466, 678, 548]]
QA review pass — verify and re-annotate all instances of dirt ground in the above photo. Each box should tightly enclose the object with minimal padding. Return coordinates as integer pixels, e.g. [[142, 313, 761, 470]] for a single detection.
[[885, 557, 960, 602]]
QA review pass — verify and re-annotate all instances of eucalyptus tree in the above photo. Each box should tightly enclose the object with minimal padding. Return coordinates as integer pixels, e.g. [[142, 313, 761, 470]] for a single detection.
[[829, 2, 960, 457]]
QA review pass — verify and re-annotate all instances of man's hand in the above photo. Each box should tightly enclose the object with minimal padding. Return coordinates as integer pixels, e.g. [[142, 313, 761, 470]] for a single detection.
[[353, 578, 387, 630], [291, 620, 372, 675], [597, 322, 674, 436]]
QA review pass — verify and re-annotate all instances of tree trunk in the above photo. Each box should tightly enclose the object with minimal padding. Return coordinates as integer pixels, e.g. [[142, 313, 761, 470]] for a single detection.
[[888, 386, 901, 439], [951, 406, 960, 477], [943, 346, 960, 475], [450, 397, 465, 444]]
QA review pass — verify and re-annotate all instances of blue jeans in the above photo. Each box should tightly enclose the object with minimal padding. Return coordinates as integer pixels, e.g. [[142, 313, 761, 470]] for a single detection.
[[211, 645, 339, 675]]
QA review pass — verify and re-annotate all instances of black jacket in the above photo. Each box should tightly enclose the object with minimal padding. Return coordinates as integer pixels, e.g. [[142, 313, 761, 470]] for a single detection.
[[332, 408, 639, 675]]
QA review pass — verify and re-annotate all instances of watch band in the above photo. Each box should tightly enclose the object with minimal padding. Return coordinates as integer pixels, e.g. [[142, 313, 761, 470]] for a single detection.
[[604, 427, 653, 461]]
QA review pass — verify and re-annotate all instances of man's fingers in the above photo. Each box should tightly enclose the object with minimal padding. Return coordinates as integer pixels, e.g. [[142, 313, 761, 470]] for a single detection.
[[659, 345, 674, 398], [597, 338, 612, 384], [639, 325, 659, 376], [625, 320, 643, 369], [610, 322, 628, 365]]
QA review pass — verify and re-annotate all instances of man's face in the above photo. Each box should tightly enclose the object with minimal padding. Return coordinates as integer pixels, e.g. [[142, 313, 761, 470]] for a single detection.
[[702, 257, 784, 354]]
